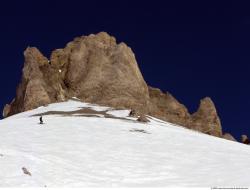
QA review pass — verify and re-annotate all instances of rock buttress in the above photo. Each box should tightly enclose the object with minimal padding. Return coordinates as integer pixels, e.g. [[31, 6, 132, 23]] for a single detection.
[[3, 32, 223, 138]]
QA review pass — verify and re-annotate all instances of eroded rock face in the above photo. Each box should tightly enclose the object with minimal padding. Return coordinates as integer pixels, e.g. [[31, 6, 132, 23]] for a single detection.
[[4, 32, 223, 138], [241, 135, 250, 144], [137, 115, 150, 123], [3, 104, 11, 118], [51, 33, 149, 111], [5, 32, 149, 116], [190, 97, 222, 137], [7, 47, 66, 116], [148, 88, 222, 137], [148, 86, 190, 126], [223, 133, 237, 142]]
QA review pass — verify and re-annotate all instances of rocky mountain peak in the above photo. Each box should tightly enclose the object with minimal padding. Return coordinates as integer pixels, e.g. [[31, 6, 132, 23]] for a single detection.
[[3, 32, 223, 138], [191, 97, 222, 137], [4, 32, 150, 117], [196, 97, 217, 114]]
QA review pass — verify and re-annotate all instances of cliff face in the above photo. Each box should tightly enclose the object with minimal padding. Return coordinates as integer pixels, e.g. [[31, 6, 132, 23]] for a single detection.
[[148, 86, 190, 126], [190, 97, 222, 137], [147, 87, 222, 137], [5, 32, 150, 116], [3, 32, 222, 137]]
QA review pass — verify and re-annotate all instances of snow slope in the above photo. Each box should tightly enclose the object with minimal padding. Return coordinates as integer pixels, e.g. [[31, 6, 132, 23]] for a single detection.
[[0, 99, 250, 187]]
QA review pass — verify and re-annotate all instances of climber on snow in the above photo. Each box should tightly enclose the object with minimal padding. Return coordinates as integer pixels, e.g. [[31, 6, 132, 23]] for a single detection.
[[39, 116, 44, 124]]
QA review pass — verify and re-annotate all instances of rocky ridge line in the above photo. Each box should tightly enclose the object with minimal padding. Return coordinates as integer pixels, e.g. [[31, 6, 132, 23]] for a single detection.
[[3, 32, 224, 138]]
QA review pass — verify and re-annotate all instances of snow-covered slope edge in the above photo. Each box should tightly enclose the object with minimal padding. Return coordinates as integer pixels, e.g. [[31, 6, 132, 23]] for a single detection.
[[0, 99, 249, 187]]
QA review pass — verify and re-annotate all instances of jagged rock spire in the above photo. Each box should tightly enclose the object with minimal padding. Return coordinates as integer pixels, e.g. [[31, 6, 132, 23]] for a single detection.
[[191, 97, 222, 137], [3, 32, 223, 138], [4, 32, 150, 116]]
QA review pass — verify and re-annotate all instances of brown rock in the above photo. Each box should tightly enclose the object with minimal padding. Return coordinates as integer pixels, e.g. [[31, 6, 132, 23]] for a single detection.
[[129, 109, 140, 117], [137, 115, 150, 123], [64, 35, 149, 111], [147, 88, 222, 137], [6, 47, 65, 116], [223, 133, 237, 142], [3, 104, 11, 118], [3, 32, 223, 139], [241, 135, 250, 144], [148, 86, 190, 126], [5, 32, 149, 117], [190, 97, 222, 137]]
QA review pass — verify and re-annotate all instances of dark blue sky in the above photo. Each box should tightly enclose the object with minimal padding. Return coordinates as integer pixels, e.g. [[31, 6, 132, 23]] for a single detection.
[[0, 0, 249, 140]]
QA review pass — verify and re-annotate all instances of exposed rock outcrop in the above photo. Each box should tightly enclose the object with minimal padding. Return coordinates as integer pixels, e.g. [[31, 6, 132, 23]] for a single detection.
[[223, 133, 237, 142], [129, 109, 140, 117], [241, 135, 250, 144], [6, 32, 149, 116], [137, 115, 150, 123], [148, 86, 190, 126], [147, 88, 222, 137], [3, 103, 11, 118], [3, 32, 223, 138], [190, 97, 222, 137]]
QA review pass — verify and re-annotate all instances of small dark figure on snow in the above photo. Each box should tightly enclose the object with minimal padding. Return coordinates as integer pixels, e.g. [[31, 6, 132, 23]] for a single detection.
[[22, 167, 32, 176], [39, 116, 44, 124]]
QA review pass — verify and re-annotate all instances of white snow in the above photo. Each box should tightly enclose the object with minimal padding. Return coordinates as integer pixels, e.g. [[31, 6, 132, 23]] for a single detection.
[[106, 109, 131, 118], [0, 100, 250, 187]]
